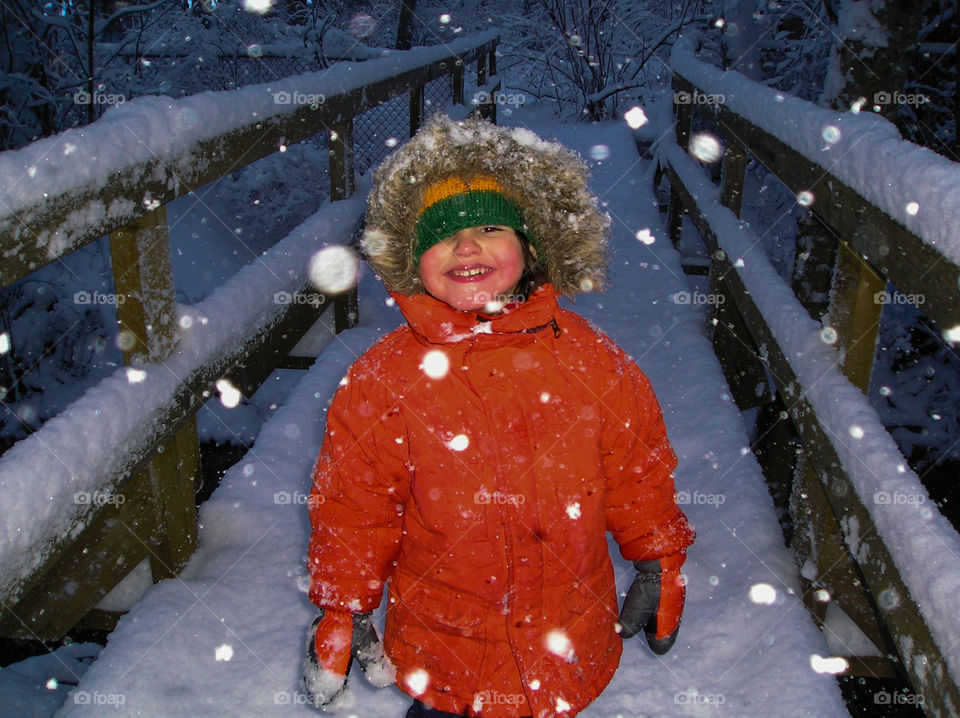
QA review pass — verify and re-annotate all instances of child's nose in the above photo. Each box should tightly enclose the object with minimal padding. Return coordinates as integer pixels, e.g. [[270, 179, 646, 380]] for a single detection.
[[450, 229, 481, 254]]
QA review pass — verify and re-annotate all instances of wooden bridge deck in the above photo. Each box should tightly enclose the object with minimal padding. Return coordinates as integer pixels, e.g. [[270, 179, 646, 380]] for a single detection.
[[51, 119, 851, 718]]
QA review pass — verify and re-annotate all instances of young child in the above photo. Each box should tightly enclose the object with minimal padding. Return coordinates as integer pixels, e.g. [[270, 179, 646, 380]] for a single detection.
[[301, 114, 694, 718]]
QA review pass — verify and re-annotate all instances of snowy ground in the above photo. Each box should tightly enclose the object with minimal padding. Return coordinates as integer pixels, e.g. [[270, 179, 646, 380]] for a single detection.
[[7, 105, 851, 717]]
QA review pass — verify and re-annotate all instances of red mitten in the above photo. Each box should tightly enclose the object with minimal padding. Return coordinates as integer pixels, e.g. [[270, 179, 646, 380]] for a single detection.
[[301, 609, 353, 710], [619, 552, 687, 655], [650, 553, 686, 646]]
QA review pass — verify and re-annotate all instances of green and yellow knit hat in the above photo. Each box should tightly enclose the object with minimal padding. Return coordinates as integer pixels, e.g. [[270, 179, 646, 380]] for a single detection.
[[414, 175, 534, 262]]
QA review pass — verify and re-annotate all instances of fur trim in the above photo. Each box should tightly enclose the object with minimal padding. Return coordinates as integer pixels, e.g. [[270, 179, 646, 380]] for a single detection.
[[361, 114, 611, 295]]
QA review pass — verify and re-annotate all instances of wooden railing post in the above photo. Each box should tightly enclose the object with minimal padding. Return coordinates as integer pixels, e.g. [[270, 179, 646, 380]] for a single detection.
[[476, 53, 497, 122], [453, 62, 465, 106], [790, 455, 898, 677], [147, 416, 201, 580], [410, 84, 425, 137], [667, 77, 693, 248], [828, 240, 885, 392], [717, 133, 797, 530], [334, 292, 358, 333], [707, 270, 773, 412], [477, 49, 486, 87], [719, 139, 746, 218], [330, 119, 355, 202], [792, 216, 839, 323], [109, 206, 178, 364], [109, 206, 198, 582], [329, 119, 359, 331], [708, 133, 770, 410]]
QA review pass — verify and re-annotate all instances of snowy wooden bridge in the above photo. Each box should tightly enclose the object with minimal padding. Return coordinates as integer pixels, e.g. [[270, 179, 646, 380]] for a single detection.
[[1, 29, 959, 717]]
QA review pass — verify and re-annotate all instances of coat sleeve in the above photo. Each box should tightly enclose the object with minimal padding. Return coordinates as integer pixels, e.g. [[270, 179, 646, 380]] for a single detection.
[[601, 347, 695, 562], [307, 356, 411, 614]]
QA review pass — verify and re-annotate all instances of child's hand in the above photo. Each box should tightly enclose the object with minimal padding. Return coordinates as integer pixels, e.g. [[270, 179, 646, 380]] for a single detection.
[[301, 609, 352, 710], [300, 609, 396, 711], [618, 553, 686, 655]]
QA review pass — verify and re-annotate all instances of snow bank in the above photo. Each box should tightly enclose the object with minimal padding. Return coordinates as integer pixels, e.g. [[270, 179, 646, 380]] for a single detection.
[[662, 139, 960, 690], [0, 192, 365, 606], [670, 32, 960, 268]]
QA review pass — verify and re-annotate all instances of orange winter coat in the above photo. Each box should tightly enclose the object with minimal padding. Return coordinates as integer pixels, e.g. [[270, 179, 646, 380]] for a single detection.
[[308, 284, 694, 718]]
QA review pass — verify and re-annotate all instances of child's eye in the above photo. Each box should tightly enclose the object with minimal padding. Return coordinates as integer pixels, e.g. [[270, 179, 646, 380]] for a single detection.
[[480, 225, 505, 233]]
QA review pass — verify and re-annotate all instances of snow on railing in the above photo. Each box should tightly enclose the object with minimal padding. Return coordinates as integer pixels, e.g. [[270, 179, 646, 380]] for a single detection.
[[0, 30, 500, 638], [0, 29, 500, 288], [663, 141, 960, 695], [664, 32, 960, 715], [0, 194, 364, 616], [670, 30, 960, 269]]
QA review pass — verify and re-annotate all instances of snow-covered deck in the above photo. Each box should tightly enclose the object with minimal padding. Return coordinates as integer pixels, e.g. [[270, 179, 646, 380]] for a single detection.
[[52, 115, 849, 717]]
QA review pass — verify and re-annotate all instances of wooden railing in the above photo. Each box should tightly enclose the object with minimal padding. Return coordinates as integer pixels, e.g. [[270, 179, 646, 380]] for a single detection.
[[660, 33, 960, 717], [0, 31, 500, 641]]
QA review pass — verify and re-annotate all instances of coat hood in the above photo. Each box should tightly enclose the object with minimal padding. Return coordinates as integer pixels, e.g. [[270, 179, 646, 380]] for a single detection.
[[361, 114, 611, 296]]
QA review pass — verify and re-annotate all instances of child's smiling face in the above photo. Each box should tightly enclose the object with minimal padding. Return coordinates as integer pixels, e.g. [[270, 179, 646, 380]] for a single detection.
[[418, 225, 526, 311]]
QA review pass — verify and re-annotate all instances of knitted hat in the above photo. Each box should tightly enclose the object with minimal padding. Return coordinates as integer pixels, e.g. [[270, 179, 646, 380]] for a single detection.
[[414, 175, 532, 263], [362, 114, 610, 296]]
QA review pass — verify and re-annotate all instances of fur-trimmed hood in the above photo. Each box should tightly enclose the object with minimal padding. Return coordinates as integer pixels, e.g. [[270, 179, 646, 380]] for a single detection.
[[361, 114, 610, 295]]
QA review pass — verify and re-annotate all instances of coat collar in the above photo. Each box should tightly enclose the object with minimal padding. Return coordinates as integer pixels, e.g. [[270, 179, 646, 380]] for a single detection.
[[391, 284, 560, 345]]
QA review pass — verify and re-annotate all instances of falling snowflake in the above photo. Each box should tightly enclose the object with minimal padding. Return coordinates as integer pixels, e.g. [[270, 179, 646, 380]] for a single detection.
[[565, 502, 581, 520], [589, 145, 610, 161], [689, 133, 722, 163], [446, 434, 469, 451], [405, 668, 430, 695], [905, 202, 919, 216], [308, 246, 359, 294], [809, 654, 848, 674], [635, 228, 655, 245], [545, 629, 575, 662], [421, 350, 450, 379], [749, 583, 776, 604], [216, 378, 242, 408], [0, 332, 9, 355], [796, 190, 814, 206], [821, 125, 841, 144], [819, 327, 838, 345], [624, 107, 648, 129], [348, 13, 376, 38], [215, 644, 234, 661], [126, 367, 147, 384], [848, 425, 864, 439], [242, 0, 273, 13], [484, 297, 506, 313]]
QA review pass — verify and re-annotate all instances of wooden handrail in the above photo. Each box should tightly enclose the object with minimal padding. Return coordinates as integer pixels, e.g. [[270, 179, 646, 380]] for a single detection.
[[663, 36, 960, 717], [0, 30, 500, 290], [0, 31, 500, 640]]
